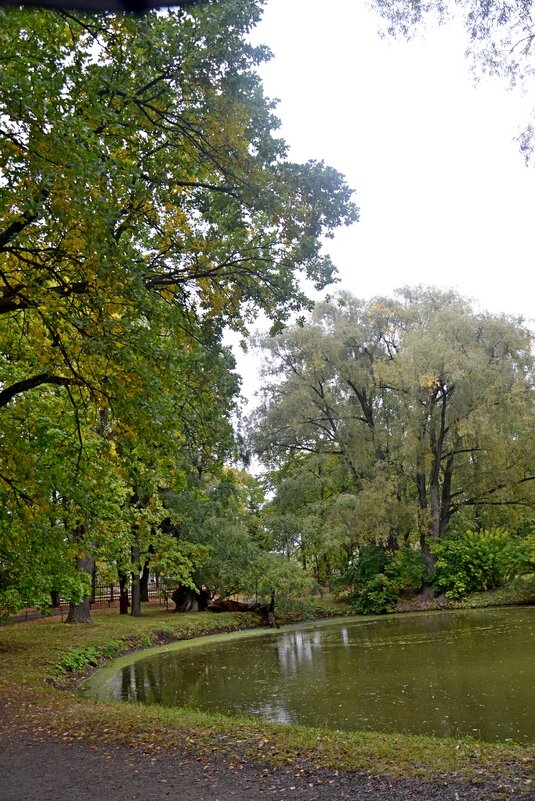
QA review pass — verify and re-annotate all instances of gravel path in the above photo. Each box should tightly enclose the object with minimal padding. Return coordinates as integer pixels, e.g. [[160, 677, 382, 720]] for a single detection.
[[2, 730, 534, 801]]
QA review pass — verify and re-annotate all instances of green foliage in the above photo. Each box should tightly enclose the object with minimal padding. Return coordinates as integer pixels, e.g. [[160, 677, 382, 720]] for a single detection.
[[0, 2, 356, 614], [0, 518, 91, 614], [253, 288, 535, 583], [56, 641, 121, 674], [273, 595, 318, 624], [352, 574, 400, 615], [253, 552, 315, 603], [339, 544, 388, 592], [451, 574, 535, 609], [384, 548, 427, 595], [262, 452, 363, 583], [341, 546, 426, 615], [432, 529, 532, 599], [165, 468, 263, 597]]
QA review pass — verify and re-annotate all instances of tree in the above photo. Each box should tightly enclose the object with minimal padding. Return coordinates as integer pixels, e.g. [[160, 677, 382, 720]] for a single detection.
[[0, 2, 357, 403], [0, 387, 131, 615], [370, 0, 535, 158], [0, 1, 357, 614], [164, 467, 264, 598], [161, 463, 314, 611], [65, 324, 240, 622], [262, 452, 360, 582], [252, 288, 535, 576]]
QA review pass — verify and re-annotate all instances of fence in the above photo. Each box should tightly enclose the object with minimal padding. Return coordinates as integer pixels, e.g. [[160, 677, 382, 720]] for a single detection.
[[91, 580, 166, 606], [2, 579, 171, 624]]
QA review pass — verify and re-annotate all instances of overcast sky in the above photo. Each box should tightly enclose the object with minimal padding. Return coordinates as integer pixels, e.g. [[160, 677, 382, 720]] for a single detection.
[[235, 0, 535, 401]]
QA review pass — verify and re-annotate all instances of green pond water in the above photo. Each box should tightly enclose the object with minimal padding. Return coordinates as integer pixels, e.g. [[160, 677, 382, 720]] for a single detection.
[[80, 607, 535, 742]]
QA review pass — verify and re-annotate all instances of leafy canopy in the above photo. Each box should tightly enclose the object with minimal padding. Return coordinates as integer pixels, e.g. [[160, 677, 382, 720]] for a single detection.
[[0, 1, 357, 612], [252, 287, 535, 575]]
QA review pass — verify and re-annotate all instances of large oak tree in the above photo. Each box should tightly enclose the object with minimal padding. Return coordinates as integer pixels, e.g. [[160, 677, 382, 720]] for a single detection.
[[0, 1, 357, 614]]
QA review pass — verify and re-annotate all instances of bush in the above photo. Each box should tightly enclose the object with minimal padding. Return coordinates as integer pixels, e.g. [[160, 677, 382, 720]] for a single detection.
[[352, 574, 399, 614], [56, 641, 121, 673], [384, 549, 426, 596], [338, 544, 387, 592], [432, 528, 531, 599], [344, 546, 426, 614]]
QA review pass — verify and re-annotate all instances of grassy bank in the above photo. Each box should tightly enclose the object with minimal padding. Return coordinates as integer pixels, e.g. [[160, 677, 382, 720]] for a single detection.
[[394, 575, 535, 613], [1, 603, 534, 791]]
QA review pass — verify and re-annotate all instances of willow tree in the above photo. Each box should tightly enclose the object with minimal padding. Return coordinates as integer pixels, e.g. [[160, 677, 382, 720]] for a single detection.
[[371, 0, 535, 158], [0, 1, 357, 615], [253, 288, 535, 574]]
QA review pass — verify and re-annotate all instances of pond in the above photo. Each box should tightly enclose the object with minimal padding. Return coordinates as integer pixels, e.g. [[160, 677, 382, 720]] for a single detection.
[[80, 607, 535, 742]]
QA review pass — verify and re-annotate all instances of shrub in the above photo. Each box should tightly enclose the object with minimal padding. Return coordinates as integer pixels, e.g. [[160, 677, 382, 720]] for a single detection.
[[384, 548, 426, 596], [57, 646, 103, 673], [345, 546, 426, 614], [432, 528, 531, 599], [338, 544, 387, 592], [352, 574, 399, 614], [56, 641, 121, 673]]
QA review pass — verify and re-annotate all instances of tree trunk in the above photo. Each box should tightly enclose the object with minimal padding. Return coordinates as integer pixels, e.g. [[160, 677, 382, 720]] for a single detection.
[[140, 560, 150, 603], [119, 571, 129, 615], [420, 532, 435, 575], [65, 554, 94, 624], [172, 586, 200, 612], [440, 455, 454, 536], [130, 542, 142, 617], [91, 561, 97, 603], [266, 590, 276, 627], [430, 482, 441, 539], [387, 530, 399, 551]]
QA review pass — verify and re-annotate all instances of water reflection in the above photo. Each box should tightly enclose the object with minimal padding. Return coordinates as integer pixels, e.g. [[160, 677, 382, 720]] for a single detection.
[[83, 608, 535, 743], [277, 629, 322, 672]]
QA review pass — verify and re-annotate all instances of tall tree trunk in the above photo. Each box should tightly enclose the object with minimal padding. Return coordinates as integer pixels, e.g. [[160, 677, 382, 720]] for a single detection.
[[430, 481, 441, 539], [131, 541, 142, 617], [419, 533, 435, 575], [65, 554, 94, 624], [267, 590, 276, 627], [422, 384, 450, 573], [387, 530, 399, 551], [440, 454, 454, 536], [118, 571, 129, 615], [91, 561, 97, 603], [140, 560, 150, 603], [416, 470, 436, 576]]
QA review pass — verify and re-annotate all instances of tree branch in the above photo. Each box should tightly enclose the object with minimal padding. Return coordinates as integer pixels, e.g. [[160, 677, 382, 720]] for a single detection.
[[0, 374, 74, 408]]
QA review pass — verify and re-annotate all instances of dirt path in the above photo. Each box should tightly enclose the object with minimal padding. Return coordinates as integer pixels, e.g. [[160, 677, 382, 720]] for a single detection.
[[2, 730, 534, 801]]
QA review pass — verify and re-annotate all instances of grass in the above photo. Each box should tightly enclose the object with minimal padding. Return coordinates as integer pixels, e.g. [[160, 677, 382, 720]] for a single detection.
[[451, 575, 535, 609], [1, 601, 534, 790]]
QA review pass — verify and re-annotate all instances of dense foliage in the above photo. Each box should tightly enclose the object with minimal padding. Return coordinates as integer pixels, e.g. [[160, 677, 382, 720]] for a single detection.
[[0, 1, 356, 616], [2, 0, 533, 618], [432, 528, 533, 598], [253, 288, 535, 606]]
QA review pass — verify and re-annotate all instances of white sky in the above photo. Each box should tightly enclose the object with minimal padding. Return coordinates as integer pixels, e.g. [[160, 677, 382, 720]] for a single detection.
[[234, 0, 535, 403]]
